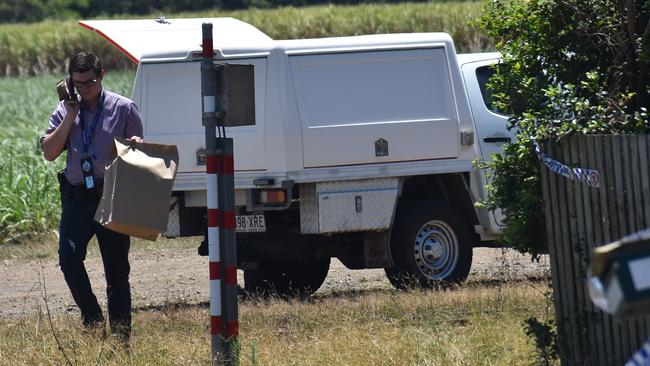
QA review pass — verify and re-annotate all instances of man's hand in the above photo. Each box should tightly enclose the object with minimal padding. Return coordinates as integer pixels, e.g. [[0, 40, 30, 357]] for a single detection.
[[42, 101, 80, 161], [62, 100, 80, 120], [128, 136, 143, 143]]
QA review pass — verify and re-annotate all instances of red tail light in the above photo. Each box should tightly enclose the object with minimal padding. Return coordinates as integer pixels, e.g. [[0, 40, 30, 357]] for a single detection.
[[258, 189, 287, 205]]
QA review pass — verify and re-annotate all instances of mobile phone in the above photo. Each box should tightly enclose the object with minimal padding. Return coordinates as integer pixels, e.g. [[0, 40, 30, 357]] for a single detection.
[[56, 77, 78, 101]]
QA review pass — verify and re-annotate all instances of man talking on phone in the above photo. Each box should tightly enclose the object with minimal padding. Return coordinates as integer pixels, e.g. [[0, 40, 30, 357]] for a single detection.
[[41, 51, 143, 342]]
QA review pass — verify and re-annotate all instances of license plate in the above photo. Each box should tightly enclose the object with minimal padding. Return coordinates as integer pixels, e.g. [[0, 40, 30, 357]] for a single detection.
[[235, 214, 266, 233]]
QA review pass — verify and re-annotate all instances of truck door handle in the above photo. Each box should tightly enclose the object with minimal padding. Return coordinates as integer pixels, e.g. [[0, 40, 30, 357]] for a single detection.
[[483, 136, 511, 143]]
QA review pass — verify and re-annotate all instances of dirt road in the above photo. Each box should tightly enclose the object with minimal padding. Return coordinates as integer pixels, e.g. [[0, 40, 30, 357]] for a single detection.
[[0, 247, 550, 319]]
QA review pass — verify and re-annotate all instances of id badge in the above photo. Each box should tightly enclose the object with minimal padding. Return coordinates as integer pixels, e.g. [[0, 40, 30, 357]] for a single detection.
[[80, 157, 94, 189]]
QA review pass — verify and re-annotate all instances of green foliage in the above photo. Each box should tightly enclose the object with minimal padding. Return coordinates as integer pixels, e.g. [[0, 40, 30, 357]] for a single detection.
[[85, 0, 218, 17], [0, 76, 62, 243], [0, 20, 134, 76], [479, 138, 545, 255], [478, 0, 650, 256], [0, 71, 135, 243], [0, 0, 88, 23], [0, 2, 489, 77], [0, 0, 47, 23]]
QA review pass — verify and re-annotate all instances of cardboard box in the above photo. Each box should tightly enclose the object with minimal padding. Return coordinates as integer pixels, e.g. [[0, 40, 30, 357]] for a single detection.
[[95, 138, 179, 241]]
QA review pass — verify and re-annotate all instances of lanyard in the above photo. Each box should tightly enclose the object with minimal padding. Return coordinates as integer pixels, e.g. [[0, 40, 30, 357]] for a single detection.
[[79, 91, 105, 157]]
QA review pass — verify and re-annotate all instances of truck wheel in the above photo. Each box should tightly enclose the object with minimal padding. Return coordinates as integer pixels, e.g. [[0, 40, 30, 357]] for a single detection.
[[244, 257, 331, 297], [385, 199, 473, 289]]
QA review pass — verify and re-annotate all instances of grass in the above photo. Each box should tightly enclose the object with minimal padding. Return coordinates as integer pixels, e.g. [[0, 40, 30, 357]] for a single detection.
[[0, 281, 554, 365], [0, 71, 136, 245], [0, 1, 489, 76]]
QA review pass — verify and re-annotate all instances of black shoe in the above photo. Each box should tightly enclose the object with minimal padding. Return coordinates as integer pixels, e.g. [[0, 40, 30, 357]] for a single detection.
[[82, 320, 107, 340], [110, 324, 131, 344]]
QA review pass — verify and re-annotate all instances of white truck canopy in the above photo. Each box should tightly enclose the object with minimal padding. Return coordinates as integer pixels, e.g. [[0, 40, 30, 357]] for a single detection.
[[79, 17, 274, 63]]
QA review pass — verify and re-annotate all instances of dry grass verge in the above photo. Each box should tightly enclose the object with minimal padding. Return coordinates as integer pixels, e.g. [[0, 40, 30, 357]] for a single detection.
[[0, 282, 552, 365]]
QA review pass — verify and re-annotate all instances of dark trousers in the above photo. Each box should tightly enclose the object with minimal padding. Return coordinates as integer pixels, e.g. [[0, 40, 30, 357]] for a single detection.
[[58, 180, 131, 338]]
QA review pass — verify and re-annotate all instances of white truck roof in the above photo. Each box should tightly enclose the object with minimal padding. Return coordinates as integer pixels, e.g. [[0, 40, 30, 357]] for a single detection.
[[457, 52, 502, 64], [80, 17, 457, 63]]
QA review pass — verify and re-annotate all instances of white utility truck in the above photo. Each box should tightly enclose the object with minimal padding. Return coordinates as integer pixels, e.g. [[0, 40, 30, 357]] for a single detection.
[[80, 17, 513, 295]]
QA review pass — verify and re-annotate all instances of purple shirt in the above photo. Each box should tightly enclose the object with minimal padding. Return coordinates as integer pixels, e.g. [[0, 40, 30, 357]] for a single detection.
[[46, 89, 143, 185]]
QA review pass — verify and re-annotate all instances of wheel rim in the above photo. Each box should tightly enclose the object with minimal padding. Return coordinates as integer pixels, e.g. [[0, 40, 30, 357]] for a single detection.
[[413, 220, 459, 280]]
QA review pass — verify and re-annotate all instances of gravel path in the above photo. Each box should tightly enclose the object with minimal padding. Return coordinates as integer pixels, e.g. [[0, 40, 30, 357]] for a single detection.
[[0, 247, 550, 319]]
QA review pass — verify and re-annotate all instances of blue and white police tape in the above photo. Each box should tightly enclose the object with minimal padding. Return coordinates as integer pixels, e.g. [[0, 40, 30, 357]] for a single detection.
[[626, 338, 650, 366], [533, 141, 600, 188]]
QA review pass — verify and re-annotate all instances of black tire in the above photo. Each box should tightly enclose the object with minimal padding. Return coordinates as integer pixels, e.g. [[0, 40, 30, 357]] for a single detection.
[[385, 199, 473, 289], [244, 257, 331, 297]]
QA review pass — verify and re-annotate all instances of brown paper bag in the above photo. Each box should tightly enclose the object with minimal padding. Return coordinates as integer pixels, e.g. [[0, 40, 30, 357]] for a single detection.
[[95, 137, 179, 241]]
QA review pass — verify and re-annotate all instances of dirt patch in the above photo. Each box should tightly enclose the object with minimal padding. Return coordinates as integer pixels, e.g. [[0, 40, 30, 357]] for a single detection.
[[0, 247, 549, 319]]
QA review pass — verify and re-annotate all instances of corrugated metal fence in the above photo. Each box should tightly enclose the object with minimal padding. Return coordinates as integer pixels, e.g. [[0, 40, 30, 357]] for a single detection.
[[540, 134, 650, 365]]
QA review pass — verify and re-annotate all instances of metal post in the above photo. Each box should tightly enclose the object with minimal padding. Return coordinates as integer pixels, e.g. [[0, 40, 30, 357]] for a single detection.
[[201, 23, 225, 365], [217, 138, 238, 363]]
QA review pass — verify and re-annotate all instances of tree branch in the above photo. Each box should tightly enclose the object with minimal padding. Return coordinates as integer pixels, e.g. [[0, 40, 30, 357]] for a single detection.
[[625, 0, 637, 44], [39, 259, 73, 366]]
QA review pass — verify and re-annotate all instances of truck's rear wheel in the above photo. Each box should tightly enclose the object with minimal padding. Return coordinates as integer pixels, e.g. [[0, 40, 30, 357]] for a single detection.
[[385, 199, 473, 289], [244, 257, 331, 297]]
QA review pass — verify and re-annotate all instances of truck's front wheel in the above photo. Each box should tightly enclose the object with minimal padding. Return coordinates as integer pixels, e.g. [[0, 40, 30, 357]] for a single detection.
[[385, 199, 473, 289], [244, 257, 331, 297]]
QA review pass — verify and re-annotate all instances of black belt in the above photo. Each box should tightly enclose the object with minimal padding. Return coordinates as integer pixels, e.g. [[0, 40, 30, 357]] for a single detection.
[[68, 181, 104, 200], [58, 171, 104, 201]]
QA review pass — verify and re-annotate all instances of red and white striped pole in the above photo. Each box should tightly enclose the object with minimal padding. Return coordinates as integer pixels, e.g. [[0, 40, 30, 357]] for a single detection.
[[217, 138, 238, 361], [201, 23, 225, 364]]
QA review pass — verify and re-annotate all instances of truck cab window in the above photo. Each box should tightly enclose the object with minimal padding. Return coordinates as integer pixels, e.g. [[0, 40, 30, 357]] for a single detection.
[[476, 65, 500, 114]]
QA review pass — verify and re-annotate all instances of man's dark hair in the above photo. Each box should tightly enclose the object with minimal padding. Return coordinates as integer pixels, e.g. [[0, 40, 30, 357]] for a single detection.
[[68, 52, 103, 76]]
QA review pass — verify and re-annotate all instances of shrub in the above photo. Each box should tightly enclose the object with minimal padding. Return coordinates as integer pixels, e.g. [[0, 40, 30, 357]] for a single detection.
[[478, 0, 650, 256]]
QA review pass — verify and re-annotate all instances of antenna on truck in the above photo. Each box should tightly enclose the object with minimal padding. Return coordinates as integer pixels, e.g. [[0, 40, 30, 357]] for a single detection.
[[155, 16, 171, 24]]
